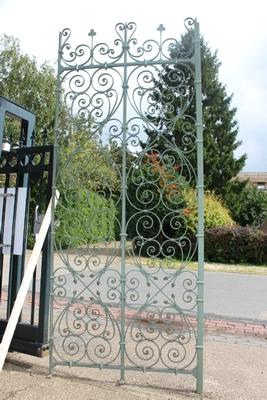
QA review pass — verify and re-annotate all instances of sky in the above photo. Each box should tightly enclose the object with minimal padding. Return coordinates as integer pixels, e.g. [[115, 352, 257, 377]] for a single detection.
[[0, 0, 266, 172]]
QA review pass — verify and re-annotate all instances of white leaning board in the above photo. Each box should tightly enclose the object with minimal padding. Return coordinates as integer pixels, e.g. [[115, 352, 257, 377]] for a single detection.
[[0, 187, 27, 255], [13, 188, 27, 255], [0, 188, 15, 253]]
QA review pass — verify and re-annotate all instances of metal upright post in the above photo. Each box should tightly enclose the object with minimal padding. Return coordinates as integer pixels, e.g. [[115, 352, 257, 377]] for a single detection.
[[0, 104, 5, 159], [194, 20, 205, 395], [49, 30, 62, 375], [118, 23, 128, 385]]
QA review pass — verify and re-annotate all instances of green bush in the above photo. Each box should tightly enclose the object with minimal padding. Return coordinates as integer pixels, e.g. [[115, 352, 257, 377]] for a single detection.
[[55, 130, 119, 249], [55, 188, 117, 249], [224, 180, 267, 227], [205, 226, 267, 265], [184, 189, 234, 235]]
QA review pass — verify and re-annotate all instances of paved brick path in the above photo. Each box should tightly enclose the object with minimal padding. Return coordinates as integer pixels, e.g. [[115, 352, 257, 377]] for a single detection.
[[1, 288, 267, 339], [204, 318, 267, 338], [121, 307, 267, 338]]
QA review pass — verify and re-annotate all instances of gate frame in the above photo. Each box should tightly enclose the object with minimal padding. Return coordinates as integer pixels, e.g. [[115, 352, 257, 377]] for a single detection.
[[0, 97, 55, 356], [50, 19, 204, 393], [0, 144, 54, 356]]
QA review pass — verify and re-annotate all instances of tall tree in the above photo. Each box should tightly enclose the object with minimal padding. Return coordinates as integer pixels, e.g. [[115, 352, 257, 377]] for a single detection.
[[144, 31, 247, 196]]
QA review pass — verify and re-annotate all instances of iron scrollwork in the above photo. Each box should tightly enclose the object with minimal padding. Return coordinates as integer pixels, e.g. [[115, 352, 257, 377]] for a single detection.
[[51, 19, 202, 384]]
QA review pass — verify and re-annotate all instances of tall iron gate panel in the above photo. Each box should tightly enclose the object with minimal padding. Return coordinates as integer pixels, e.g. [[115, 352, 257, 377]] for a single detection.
[[50, 19, 204, 393]]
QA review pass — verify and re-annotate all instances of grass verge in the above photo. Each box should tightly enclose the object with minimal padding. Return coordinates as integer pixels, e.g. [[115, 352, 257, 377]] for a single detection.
[[137, 256, 267, 275]]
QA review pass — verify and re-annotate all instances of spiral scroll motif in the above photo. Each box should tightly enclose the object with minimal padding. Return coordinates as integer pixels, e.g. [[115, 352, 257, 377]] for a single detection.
[[128, 64, 195, 134], [59, 22, 195, 69], [53, 300, 120, 364], [125, 305, 196, 369]]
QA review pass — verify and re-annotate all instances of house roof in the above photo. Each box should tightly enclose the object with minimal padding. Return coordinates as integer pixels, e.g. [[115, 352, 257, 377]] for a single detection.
[[237, 172, 267, 183]]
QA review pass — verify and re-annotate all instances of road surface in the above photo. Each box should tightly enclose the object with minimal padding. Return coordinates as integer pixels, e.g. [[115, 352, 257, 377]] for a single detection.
[[204, 271, 267, 322]]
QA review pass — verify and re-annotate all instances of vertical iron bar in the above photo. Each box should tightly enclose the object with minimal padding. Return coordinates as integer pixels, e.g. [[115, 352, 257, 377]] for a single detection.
[[49, 31, 62, 375], [118, 23, 128, 385], [39, 151, 54, 344], [194, 21, 204, 395], [30, 269, 36, 325], [10, 151, 31, 324], [7, 173, 19, 318], [0, 253, 2, 304], [0, 171, 9, 305], [0, 102, 6, 301], [18, 166, 32, 324], [12, 118, 34, 321], [0, 106, 5, 159]]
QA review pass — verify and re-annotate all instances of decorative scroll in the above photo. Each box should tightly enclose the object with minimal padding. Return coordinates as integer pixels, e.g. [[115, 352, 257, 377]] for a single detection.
[[59, 19, 195, 69], [128, 64, 195, 133], [125, 305, 196, 370]]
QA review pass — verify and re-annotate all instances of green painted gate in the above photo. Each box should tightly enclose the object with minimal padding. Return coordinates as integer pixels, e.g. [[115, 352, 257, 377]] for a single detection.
[[49, 18, 204, 393]]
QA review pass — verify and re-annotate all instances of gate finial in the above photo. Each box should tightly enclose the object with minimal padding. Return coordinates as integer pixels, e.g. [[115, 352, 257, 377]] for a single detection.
[[157, 24, 165, 32], [88, 29, 96, 37]]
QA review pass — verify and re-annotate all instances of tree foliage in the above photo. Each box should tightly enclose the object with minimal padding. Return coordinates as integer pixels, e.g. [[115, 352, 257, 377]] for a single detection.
[[224, 181, 267, 227], [126, 149, 233, 258], [0, 35, 57, 137], [55, 129, 120, 248], [184, 189, 234, 234], [0, 34, 121, 248], [198, 39, 246, 195], [144, 32, 247, 197]]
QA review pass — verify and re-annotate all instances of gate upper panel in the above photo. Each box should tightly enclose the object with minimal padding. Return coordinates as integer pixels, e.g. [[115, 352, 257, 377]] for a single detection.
[[52, 20, 199, 375]]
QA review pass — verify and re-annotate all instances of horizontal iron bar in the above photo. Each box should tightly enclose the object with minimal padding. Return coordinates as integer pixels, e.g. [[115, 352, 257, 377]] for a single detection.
[[60, 57, 194, 73], [0, 193, 15, 198], [0, 164, 52, 175], [13, 144, 54, 155], [0, 244, 11, 248], [51, 360, 196, 376], [0, 336, 48, 357]]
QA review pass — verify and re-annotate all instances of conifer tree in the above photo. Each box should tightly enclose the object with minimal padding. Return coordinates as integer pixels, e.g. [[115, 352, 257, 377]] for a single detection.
[[144, 32, 247, 196]]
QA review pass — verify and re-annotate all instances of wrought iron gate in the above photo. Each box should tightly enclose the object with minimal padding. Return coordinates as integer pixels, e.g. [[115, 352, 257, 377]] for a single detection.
[[50, 18, 204, 393]]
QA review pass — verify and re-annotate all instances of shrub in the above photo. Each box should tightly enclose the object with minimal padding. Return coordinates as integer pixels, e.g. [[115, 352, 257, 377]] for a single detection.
[[184, 190, 234, 235], [205, 226, 267, 265], [224, 180, 267, 227], [55, 188, 117, 249], [55, 132, 119, 249]]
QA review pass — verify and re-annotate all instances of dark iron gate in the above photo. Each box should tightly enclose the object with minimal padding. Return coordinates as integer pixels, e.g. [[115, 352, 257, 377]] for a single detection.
[[0, 96, 54, 356], [50, 19, 204, 393]]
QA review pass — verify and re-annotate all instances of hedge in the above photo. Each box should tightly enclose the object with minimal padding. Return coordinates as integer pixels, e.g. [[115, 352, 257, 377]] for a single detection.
[[205, 226, 267, 265]]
